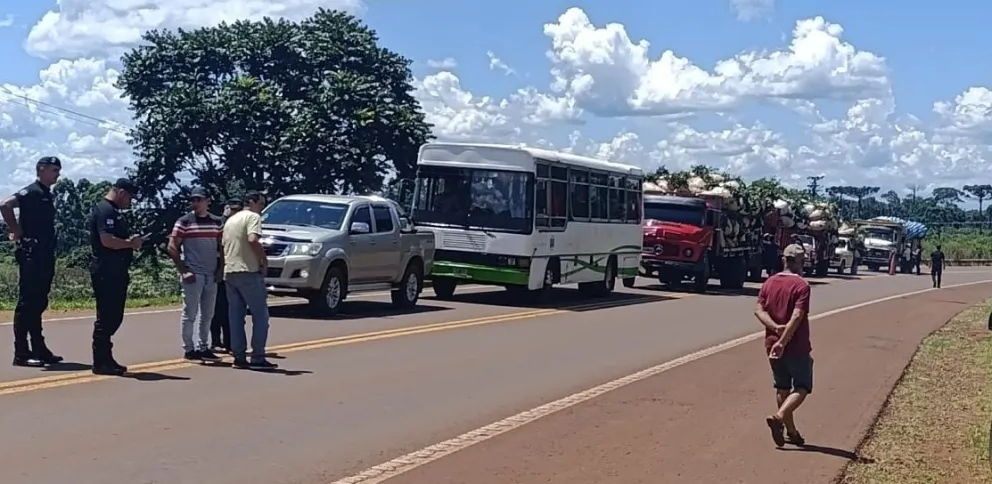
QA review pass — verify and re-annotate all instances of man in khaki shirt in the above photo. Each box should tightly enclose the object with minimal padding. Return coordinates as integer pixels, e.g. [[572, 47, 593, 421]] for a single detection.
[[222, 191, 276, 370]]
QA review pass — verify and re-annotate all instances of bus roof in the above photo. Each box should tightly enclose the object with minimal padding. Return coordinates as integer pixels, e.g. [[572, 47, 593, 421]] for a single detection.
[[418, 142, 644, 177]]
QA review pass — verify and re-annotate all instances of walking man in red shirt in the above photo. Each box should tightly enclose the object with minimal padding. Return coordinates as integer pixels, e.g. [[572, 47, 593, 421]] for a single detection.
[[754, 243, 812, 447]]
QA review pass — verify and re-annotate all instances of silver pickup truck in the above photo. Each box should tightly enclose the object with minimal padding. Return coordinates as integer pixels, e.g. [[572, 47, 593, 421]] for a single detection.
[[259, 194, 435, 315]]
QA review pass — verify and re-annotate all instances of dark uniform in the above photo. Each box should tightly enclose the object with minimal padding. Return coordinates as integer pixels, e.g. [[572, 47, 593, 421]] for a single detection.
[[88, 180, 137, 375], [10, 160, 64, 366], [210, 198, 242, 352], [930, 248, 945, 288]]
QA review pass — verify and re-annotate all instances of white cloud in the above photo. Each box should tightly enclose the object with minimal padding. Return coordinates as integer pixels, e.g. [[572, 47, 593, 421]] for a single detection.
[[730, 0, 775, 22], [426, 58, 457, 69], [0, 14, 15, 27], [486, 51, 515, 76], [2, 3, 992, 200]]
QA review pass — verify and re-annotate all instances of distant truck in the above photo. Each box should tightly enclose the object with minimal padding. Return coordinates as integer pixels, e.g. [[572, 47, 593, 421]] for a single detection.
[[639, 193, 762, 293], [259, 194, 436, 315]]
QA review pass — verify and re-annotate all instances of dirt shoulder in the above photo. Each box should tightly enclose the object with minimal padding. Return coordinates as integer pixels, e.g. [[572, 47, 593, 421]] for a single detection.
[[841, 299, 992, 484], [382, 283, 992, 484]]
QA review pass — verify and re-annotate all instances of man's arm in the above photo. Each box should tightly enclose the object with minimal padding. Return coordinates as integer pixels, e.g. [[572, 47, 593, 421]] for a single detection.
[[1, 194, 22, 239], [166, 218, 190, 274], [754, 284, 784, 332], [95, 206, 139, 250], [778, 283, 811, 346], [245, 213, 267, 269]]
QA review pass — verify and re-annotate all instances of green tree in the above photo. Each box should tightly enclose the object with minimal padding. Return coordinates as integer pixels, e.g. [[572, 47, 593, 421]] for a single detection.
[[116, 8, 432, 235]]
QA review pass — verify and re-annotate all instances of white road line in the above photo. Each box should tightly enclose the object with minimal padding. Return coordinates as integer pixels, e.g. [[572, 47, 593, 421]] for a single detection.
[[331, 278, 992, 484], [0, 285, 487, 326]]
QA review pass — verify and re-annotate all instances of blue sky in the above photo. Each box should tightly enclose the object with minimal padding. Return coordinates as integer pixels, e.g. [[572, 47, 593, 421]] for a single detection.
[[1, 0, 991, 198]]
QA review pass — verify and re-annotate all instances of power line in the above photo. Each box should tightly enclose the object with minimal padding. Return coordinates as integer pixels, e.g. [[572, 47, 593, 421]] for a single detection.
[[0, 85, 133, 134]]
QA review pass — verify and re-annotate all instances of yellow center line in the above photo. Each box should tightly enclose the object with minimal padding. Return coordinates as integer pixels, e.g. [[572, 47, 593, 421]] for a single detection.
[[0, 292, 694, 396]]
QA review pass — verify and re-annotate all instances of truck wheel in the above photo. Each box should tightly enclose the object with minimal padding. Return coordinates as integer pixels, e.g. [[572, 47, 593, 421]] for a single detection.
[[719, 257, 746, 290], [836, 260, 846, 275], [622, 277, 636, 288], [391, 263, 424, 308], [432, 278, 457, 299], [309, 266, 346, 316], [867, 264, 879, 272], [692, 254, 710, 293]]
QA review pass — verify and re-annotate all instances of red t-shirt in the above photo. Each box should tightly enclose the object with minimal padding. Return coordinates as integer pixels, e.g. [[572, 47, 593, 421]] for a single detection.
[[758, 272, 812, 356]]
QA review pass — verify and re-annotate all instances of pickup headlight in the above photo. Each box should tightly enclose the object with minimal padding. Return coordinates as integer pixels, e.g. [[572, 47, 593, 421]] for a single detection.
[[287, 243, 323, 256]]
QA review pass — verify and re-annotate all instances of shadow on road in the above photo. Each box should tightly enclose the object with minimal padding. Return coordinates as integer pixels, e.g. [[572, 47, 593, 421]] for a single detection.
[[269, 301, 451, 321], [427, 287, 675, 311], [778, 444, 875, 463], [41, 362, 92, 372], [637, 283, 761, 298], [123, 372, 191, 382]]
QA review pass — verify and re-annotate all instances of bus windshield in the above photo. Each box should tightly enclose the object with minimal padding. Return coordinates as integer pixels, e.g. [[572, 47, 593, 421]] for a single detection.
[[643, 202, 704, 226], [412, 165, 534, 233]]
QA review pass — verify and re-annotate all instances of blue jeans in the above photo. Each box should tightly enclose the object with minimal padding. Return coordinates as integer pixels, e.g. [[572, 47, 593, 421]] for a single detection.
[[180, 273, 218, 352], [225, 272, 270, 361]]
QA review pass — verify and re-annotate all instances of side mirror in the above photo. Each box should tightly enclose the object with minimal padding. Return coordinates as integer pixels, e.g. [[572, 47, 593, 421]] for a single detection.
[[399, 216, 416, 233], [350, 222, 370, 234]]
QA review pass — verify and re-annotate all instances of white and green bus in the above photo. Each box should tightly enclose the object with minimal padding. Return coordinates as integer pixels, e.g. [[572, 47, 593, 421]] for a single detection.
[[410, 142, 644, 299]]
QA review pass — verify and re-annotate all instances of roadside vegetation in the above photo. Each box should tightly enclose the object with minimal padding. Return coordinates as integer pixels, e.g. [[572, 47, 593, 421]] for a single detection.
[[841, 300, 992, 484], [923, 228, 992, 261]]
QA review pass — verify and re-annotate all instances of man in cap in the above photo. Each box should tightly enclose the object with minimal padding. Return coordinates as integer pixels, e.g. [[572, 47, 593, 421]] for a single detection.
[[210, 198, 242, 353], [168, 187, 224, 363], [754, 243, 813, 447], [0, 156, 65, 367], [88, 178, 145, 376]]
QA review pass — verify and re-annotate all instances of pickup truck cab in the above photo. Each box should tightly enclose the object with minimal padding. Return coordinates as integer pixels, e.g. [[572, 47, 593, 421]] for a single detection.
[[830, 237, 856, 274], [259, 194, 436, 315]]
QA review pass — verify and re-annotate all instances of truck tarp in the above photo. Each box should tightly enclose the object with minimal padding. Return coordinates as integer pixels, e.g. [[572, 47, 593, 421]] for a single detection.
[[869, 216, 928, 239]]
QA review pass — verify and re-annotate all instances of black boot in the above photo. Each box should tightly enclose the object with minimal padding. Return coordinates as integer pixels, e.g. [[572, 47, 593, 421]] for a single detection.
[[92, 341, 125, 376], [30, 333, 63, 365], [12, 336, 43, 367]]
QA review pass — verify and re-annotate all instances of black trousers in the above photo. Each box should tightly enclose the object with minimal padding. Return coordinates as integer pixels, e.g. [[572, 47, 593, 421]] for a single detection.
[[13, 244, 56, 356], [91, 269, 130, 364], [210, 280, 230, 348], [931, 268, 943, 288]]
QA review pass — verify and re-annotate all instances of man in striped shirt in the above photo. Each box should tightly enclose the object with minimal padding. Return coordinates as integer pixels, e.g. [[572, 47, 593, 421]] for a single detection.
[[168, 187, 224, 362]]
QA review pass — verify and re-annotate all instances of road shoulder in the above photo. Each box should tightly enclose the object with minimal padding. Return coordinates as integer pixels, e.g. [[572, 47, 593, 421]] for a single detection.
[[841, 299, 992, 484], [380, 283, 992, 484]]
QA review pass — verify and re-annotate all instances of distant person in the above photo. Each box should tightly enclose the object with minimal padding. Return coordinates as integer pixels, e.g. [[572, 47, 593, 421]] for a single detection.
[[930, 245, 946, 288], [222, 191, 276, 370], [912, 245, 922, 275], [754, 243, 813, 447], [88, 179, 144, 376], [167, 187, 224, 363], [0, 156, 65, 367], [761, 233, 778, 277], [210, 198, 243, 353]]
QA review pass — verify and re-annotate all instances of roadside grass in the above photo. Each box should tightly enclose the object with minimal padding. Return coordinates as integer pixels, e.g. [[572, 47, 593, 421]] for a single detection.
[[0, 296, 182, 313], [841, 300, 992, 484]]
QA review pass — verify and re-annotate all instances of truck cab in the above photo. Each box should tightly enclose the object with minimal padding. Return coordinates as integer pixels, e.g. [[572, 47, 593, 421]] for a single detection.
[[640, 194, 758, 292], [855, 221, 906, 271]]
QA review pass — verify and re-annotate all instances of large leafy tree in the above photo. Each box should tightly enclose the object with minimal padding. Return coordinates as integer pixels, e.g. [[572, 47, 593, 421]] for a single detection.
[[116, 8, 432, 240]]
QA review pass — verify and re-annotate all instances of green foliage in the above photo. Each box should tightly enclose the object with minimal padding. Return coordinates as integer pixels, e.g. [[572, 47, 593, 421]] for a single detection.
[[922, 229, 992, 261], [116, 8, 433, 235]]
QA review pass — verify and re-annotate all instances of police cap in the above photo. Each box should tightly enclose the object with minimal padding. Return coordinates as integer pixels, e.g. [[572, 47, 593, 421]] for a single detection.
[[113, 178, 137, 195], [36, 156, 62, 169]]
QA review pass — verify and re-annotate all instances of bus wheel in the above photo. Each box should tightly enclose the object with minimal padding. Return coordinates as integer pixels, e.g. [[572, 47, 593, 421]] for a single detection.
[[598, 256, 618, 296], [432, 278, 457, 299]]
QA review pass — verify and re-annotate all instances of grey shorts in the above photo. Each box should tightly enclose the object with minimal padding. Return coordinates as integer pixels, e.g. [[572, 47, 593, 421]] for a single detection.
[[770, 353, 813, 394]]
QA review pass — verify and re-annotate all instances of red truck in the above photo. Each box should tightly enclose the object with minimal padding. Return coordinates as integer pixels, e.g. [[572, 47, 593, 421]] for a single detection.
[[638, 193, 763, 293], [762, 212, 836, 277]]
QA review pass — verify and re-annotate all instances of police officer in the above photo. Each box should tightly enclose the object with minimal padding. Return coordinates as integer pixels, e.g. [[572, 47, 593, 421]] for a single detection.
[[210, 198, 243, 353], [0, 156, 65, 367], [88, 178, 144, 376]]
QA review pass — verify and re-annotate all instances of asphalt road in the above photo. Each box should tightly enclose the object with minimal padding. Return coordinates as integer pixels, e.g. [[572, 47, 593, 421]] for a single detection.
[[0, 269, 988, 484]]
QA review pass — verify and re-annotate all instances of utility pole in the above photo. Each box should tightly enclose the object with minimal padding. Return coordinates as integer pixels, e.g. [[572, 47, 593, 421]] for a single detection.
[[806, 175, 825, 198]]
